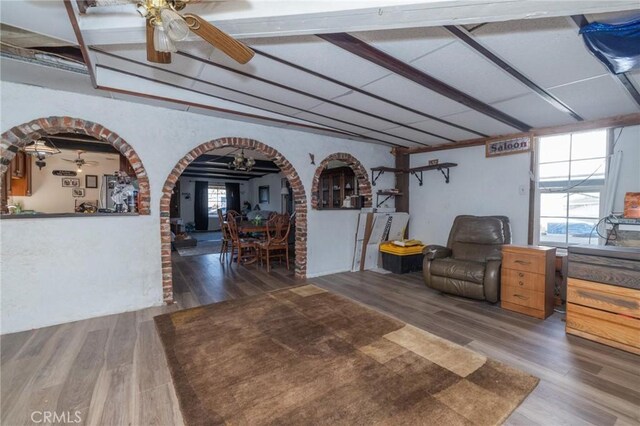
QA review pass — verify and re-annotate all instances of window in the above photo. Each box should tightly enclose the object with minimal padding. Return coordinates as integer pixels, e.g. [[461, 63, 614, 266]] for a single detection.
[[207, 184, 226, 216], [536, 130, 608, 246]]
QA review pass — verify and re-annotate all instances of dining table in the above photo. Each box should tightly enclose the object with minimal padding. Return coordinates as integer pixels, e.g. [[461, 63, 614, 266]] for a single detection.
[[237, 221, 268, 234]]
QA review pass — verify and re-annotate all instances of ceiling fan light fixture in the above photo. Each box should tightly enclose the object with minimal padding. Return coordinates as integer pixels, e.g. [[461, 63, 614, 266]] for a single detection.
[[24, 139, 60, 160], [153, 24, 177, 53], [160, 8, 190, 41]]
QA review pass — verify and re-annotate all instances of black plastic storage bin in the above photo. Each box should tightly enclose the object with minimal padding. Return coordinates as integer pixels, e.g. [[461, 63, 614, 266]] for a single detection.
[[381, 252, 424, 274]]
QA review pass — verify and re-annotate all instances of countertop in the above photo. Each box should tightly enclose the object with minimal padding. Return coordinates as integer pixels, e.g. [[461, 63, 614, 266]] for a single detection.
[[1, 213, 140, 219]]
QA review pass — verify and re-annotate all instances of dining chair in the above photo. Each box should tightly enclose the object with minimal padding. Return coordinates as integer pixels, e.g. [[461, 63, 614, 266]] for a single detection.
[[257, 213, 291, 272], [226, 210, 258, 265], [217, 208, 232, 261]]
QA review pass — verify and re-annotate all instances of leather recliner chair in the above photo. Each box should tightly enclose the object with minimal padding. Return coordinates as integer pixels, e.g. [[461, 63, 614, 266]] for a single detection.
[[423, 215, 512, 303]]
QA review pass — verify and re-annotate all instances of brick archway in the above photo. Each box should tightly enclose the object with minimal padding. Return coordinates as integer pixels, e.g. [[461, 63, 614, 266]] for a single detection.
[[1, 116, 151, 214], [159, 137, 307, 302], [311, 152, 372, 209]]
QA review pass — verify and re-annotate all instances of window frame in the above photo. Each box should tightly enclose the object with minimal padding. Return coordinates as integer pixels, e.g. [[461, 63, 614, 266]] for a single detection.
[[207, 184, 227, 217], [533, 129, 610, 248]]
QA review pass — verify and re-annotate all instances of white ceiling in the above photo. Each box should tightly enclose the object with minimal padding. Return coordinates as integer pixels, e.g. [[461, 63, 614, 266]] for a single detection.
[[1, 1, 639, 148]]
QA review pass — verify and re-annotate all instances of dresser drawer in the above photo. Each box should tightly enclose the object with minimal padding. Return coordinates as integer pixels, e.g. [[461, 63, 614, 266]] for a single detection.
[[567, 278, 640, 319], [502, 268, 546, 293], [501, 285, 545, 309], [502, 251, 545, 274], [567, 303, 640, 353]]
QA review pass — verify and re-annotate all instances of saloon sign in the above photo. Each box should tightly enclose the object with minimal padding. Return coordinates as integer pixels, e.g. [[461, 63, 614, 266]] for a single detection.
[[486, 136, 532, 158]]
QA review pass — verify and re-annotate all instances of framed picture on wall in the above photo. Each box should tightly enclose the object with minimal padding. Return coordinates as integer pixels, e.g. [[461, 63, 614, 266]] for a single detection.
[[259, 186, 270, 203], [85, 175, 98, 188], [62, 178, 80, 187], [72, 188, 85, 198]]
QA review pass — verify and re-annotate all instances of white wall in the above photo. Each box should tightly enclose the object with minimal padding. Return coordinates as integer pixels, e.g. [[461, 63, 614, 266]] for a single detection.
[[409, 146, 531, 246], [612, 125, 640, 214], [0, 81, 394, 333], [11, 150, 121, 213], [408, 126, 640, 247], [249, 172, 284, 213]]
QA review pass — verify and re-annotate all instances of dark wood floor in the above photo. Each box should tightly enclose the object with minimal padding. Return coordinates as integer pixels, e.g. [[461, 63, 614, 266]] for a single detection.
[[2, 252, 639, 425], [172, 250, 298, 308]]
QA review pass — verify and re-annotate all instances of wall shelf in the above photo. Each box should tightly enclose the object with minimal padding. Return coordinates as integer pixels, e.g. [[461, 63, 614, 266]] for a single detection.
[[371, 163, 458, 186], [410, 163, 458, 185]]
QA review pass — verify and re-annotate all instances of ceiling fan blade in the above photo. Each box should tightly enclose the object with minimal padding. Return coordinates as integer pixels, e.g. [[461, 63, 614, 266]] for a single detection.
[[84, 161, 100, 166], [146, 18, 171, 64], [183, 14, 254, 64]]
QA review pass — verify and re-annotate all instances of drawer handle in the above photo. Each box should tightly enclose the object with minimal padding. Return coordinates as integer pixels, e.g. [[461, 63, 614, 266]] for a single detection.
[[518, 281, 524, 286], [514, 260, 531, 265], [513, 294, 529, 300], [518, 272, 524, 278]]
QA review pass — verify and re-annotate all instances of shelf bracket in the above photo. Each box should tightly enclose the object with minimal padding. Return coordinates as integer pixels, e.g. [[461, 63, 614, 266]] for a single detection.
[[410, 170, 423, 186], [376, 194, 393, 208], [371, 170, 384, 186], [439, 166, 451, 184]]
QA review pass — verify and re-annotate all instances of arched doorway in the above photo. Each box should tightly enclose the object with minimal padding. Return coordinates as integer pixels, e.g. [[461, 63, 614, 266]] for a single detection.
[[159, 137, 308, 303], [1, 116, 150, 214], [310, 152, 373, 210]]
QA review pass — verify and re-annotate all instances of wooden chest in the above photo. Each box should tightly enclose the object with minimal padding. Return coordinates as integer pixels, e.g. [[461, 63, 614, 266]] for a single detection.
[[566, 245, 640, 355], [501, 245, 556, 319]]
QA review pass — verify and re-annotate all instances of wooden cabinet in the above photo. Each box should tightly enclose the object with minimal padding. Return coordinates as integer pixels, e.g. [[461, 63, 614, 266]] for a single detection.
[[566, 245, 640, 355], [319, 166, 355, 209], [4, 151, 32, 197], [11, 151, 26, 179], [501, 245, 556, 319], [119, 154, 135, 177]]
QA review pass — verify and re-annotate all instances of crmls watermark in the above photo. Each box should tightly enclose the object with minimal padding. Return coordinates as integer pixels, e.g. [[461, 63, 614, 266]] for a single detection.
[[30, 411, 82, 424]]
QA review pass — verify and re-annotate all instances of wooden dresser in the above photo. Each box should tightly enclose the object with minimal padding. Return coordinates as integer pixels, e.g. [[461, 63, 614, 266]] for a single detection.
[[566, 245, 640, 355], [501, 245, 556, 319]]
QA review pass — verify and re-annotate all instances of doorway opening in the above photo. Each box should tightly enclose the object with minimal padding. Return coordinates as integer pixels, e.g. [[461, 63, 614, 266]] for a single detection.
[[159, 138, 307, 303]]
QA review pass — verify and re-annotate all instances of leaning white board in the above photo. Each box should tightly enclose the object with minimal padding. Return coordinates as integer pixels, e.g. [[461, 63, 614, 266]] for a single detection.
[[352, 212, 409, 271]]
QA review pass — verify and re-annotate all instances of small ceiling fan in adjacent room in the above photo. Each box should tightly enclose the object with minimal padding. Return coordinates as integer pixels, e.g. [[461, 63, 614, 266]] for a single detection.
[[62, 151, 99, 173], [86, 0, 255, 64]]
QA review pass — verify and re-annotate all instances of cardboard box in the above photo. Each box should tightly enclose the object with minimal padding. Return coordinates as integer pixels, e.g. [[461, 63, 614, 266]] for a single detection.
[[624, 192, 640, 218]]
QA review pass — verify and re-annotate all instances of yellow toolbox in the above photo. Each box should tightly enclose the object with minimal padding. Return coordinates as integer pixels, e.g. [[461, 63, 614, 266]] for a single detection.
[[379, 242, 425, 273]]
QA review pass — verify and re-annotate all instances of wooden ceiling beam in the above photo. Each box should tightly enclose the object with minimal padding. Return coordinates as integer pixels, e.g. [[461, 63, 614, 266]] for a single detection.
[[178, 51, 452, 145], [319, 32, 532, 132], [404, 112, 640, 154], [253, 46, 488, 138], [97, 63, 403, 148], [92, 49, 405, 147], [67, 6, 395, 145], [63, 0, 96, 87], [181, 173, 252, 181], [47, 139, 120, 154], [184, 165, 269, 176], [191, 156, 280, 171], [444, 25, 584, 122]]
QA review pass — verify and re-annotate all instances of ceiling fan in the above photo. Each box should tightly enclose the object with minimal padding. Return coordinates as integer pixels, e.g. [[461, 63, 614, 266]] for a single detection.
[[62, 150, 99, 173], [88, 0, 255, 65]]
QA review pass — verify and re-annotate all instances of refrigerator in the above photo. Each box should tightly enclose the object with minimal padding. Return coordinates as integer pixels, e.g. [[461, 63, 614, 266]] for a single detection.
[[101, 175, 118, 210]]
